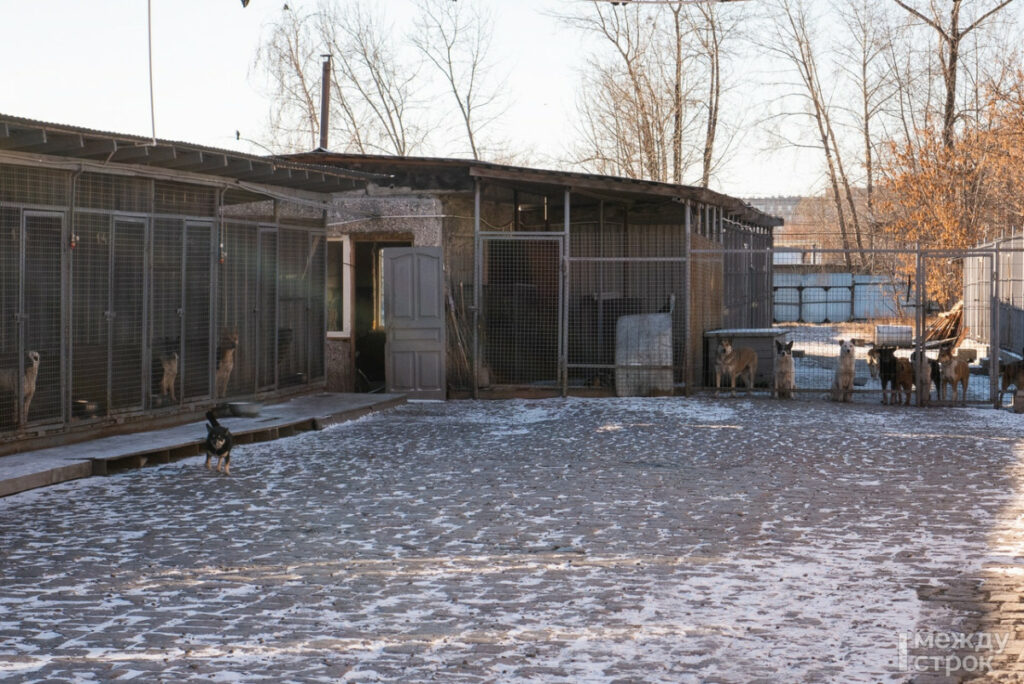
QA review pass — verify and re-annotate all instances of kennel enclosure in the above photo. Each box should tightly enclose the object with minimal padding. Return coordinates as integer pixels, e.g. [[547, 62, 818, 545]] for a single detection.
[[0, 114, 365, 446]]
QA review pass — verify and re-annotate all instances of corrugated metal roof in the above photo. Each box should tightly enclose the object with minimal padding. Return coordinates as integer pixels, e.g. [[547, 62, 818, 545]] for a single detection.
[[0, 113, 378, 194], [286, 152, 783, 228]]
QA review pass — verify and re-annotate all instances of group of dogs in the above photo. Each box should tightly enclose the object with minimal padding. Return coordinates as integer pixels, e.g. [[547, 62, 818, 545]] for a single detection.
[[158, 330, 239, 403], [0, 330, 238, 430], [714, 337, 990, 406]]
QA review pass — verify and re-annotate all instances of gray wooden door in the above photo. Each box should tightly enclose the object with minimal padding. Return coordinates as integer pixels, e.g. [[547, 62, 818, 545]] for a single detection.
[[382, 247, 445, 399]]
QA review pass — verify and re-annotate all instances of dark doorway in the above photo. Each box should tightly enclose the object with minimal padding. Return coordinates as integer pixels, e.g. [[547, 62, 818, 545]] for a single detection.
[[353, 240, 411, 392]]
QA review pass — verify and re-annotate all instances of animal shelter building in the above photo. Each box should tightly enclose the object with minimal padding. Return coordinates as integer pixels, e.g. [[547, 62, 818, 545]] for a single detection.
[[290, 154, 781, 400], [0, 113, 780, 450], [0, 114, 368, 450]]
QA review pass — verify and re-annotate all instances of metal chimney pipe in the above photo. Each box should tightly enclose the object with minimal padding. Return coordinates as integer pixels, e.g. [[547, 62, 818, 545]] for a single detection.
[[319, 54, 331, 150]]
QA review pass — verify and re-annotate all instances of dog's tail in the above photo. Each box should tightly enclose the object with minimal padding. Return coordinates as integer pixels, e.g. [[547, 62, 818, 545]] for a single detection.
[[206, 410, 221, 428]]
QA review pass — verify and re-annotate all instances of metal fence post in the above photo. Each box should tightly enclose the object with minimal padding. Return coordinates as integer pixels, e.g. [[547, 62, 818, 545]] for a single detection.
[[915, 245, 924, 407], [992, 244, 1000, 407], [472, 181, 481, 400], [684, 200, 692, 396], [561, 188, 570, 397]]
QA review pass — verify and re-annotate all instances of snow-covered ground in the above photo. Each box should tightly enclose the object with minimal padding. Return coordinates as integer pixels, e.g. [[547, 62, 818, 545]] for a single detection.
[[0, 397, 1022, 682]]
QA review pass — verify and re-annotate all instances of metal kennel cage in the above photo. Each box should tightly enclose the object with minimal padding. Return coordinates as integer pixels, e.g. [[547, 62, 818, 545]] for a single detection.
[[0, 161, 328, 442]]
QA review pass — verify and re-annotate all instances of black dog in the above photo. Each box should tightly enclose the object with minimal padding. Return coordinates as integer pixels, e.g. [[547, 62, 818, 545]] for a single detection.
[[204, 410, 234, 475]]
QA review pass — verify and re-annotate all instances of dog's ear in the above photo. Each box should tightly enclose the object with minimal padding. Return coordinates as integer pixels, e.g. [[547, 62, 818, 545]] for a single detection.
[[786, 341, 794, 351]]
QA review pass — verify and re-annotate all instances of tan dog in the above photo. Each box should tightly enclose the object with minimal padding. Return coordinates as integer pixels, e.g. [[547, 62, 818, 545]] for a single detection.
[[215, 331, 238, 399], [160, 351, 178, 402], [715, 339, 757, 397], [937, 345, 969, 405], [0, 351, 40, 424], [773, 340, 795, 399], [830, 340, 855, 402]]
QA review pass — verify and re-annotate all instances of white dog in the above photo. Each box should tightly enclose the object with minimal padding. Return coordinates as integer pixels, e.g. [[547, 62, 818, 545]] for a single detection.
[[0, 351, 40, 424], [830, 340, 855, 402]]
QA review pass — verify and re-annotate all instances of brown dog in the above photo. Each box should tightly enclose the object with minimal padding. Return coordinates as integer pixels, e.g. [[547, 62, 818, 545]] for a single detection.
[[937, 345, 969, 405], [215, 331, 238, 399], [715, 339, 757, 397], [0, 351, 40, 425], [893, 358, 915, 406]]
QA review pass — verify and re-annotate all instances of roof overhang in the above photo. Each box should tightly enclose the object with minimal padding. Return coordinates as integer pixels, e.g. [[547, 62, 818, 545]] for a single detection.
[[285, 152, 782, 229], [0, 114, 377, 197]]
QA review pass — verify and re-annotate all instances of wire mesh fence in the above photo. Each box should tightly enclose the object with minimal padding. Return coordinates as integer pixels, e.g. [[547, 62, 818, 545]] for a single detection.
[[479, 236, 562, 388], [468, 236, 1008, 406], [0, 161, 328, 441]]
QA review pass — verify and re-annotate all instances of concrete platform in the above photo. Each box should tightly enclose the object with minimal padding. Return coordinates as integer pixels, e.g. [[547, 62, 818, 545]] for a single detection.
[[0, 392, 405, 498]]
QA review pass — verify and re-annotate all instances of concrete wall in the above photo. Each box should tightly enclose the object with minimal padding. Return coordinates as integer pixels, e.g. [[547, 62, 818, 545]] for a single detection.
[[326, 338, 354, 392], [328, 190, 445, 245]]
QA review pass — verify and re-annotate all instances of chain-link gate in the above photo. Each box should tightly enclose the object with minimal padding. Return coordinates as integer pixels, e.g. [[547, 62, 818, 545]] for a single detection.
[[763, 247, 1000, 405], [1, 212, 64, 430], [477, 235, 563, 388]]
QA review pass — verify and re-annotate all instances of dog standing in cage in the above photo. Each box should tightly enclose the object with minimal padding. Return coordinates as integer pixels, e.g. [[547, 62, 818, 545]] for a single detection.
[[715, 339, 757, 397], [215, 331, 238, 399], [911, 349, 939, 407], [830, 340, 855, 403], [938, 344, 970, 405], [866, 346, 914, 406], [773, 340, 795, 399], [160, 351, 179, 402], [0, 351, 40, 425]]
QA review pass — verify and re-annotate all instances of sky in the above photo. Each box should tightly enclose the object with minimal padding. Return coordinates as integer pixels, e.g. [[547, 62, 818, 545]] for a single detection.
[[0, 0, 814, 198]]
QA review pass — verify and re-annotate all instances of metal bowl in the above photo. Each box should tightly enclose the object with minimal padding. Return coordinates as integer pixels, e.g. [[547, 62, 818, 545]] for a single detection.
[[228, 402, 261, 418]]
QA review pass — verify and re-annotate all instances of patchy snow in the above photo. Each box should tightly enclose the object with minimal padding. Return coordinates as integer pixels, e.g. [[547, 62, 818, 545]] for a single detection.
[[0, 397, 1020, 681]]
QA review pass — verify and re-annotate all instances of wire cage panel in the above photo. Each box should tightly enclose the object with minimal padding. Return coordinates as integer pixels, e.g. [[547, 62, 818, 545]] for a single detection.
[[151, 218, 183, 407], [183, 224, 212, 400], [21, 213, 63, 426], [0, 164, 69, 207], [71, 212, 112, 420], [308, 234, 326, 382], [76, 173, 151, 214], [480, 236, 562, 387], [0, 207, 20, 430], [567, 258, 686, 390], [258, 230, 278, 390], [278, 229, 310, 388], [922, 251, 991, 404], [219, 221, 259, 398], [109, 220, 146, 412], [154, 181, 217, 217]]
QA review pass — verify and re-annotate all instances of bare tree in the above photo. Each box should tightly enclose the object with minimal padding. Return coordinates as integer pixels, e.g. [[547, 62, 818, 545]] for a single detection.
[[253, 5, 321, 152], [317, 1, 426, 156], [410, 0, 506, 160], [833, 0, 897, 256], [557, 2, 712, 184], [254, 2, 426, 155], [686, 3, 730, 188], [890, 0, 1018, 148]]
